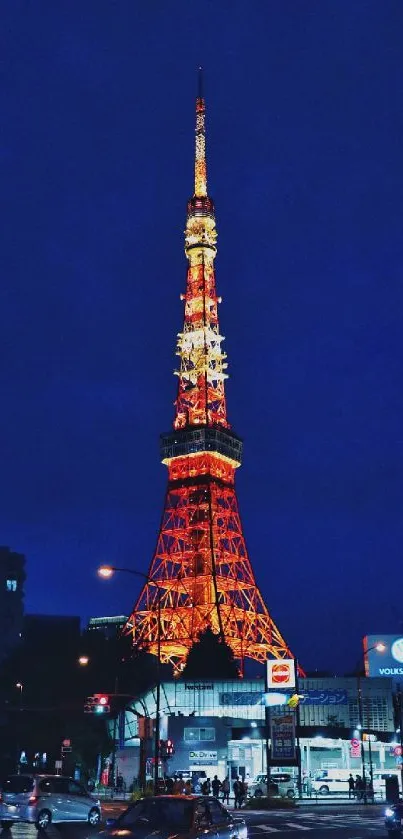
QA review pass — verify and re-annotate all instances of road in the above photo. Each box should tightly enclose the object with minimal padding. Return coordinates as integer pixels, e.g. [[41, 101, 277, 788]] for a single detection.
[[0, 804, 388, 839]]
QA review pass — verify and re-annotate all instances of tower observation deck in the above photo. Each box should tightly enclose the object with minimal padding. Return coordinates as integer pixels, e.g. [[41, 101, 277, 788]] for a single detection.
[[124, 71, 293, 673]]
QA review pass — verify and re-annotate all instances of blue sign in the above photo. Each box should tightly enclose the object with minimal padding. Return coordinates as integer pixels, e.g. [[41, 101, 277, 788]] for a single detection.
[[300, 690, 347, 706], [118, 710, 125, 750], [365, 635, 403, 681], [219, 692, 263, 706], [271, 714, 296, 761]]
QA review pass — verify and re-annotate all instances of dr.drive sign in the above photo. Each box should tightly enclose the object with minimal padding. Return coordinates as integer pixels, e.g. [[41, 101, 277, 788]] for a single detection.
[[267, 659, 296, 689]]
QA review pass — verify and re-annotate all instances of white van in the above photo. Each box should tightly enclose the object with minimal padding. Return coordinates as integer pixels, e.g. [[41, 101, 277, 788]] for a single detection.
[[248, 773, 297, 799], [311, 770, 351, 795]]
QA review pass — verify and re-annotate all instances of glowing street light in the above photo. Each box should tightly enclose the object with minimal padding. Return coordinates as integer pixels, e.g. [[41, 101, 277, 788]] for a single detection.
[[97, 563, 163, 796], [357, 642, 385, 801], [97, 565, 114, 579], [78, 656, 89, 666]]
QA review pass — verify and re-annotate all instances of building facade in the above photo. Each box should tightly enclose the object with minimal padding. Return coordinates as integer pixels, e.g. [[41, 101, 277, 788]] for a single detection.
[[0, 546, 26, 663], [116, 677, 398, 785]]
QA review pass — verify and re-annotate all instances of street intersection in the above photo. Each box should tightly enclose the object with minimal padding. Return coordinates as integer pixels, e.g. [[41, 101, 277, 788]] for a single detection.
[[0, 804, 388, 839]]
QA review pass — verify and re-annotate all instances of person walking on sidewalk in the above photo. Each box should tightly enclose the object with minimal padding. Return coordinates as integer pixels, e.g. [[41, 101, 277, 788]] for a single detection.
[[348, 774, 355, 799], [233, 778, 241, 809], [222, 776, 230, 805]]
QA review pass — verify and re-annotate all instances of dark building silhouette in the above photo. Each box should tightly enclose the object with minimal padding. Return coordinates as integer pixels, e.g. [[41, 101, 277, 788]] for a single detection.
[[22, 614, 81, 649], [0, 546, 26, 663]]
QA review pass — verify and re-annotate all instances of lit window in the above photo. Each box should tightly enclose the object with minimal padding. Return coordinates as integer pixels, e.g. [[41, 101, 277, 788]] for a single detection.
[[6, 579, 17, 592], [184, 727, 215, 742]]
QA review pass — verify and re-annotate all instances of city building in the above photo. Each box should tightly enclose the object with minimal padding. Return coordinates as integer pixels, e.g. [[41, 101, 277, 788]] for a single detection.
[[87, 615, 128, 640], [0, 546, 26, 663], [23, 614, 81, 649], [116, 677, 398, 784], [123, 70, 293, 674]]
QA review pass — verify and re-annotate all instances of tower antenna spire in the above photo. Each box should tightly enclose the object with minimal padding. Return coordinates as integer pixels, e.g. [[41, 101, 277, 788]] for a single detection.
[[194, 66, 207, 197], [198, 65, 203, 99]]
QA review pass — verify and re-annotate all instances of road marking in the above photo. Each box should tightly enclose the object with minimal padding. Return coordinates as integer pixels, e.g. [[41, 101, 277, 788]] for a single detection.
[[284, 823, 311, 830], [255, 826, 281, 833]]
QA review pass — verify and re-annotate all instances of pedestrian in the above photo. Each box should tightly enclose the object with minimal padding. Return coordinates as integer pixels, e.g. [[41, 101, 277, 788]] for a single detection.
[[222, 776, 230, 805], [166, 776, 174, 793], [233, 778, 242, 809], [355, 775, 363, 801], [366, 779, 374, 803], [202, 778, 211, 795], [173, 775, 183, 795], [212, 775, 221, 798], [348, 774, 355, 800], [239, 779, 247, 807], [185, 779, 192, 795]]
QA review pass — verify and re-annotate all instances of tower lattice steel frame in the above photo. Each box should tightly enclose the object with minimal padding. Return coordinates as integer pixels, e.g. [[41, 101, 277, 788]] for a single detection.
[[124, 71, 294, 673]]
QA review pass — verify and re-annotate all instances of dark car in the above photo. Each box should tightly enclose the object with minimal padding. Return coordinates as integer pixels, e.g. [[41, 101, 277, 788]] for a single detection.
[[103, 795, 248, 839], [385, 804, 403, 837]]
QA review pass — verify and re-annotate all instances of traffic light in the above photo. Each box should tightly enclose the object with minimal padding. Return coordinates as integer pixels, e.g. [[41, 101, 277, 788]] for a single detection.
[[159, 739, 175, 758], [84, 694, 111, 714]]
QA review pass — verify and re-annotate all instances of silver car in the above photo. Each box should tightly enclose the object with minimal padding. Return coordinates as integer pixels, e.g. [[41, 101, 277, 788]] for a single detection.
[[0, 774, 101, 829]]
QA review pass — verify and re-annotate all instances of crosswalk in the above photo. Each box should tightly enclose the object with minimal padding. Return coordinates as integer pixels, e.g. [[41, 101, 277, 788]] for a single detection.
[[246, 813, 385, 834]]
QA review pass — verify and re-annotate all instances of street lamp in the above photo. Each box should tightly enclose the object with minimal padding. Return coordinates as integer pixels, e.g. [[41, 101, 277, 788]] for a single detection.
[[78, 656, 89, 666], [15, 682, 23, 710], [97, 564, 162, 796], [356, 642, 385, 802]]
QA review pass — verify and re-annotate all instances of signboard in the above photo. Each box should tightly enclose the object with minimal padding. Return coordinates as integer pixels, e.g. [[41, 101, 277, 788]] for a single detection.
[[220, 688, 347, 707], [55, 760, 63, 770], [118, 710, 125, 750], [185, 684, 213, 691], [365, 635, 403, 679], [350, 738, 361, 758], [270, 714, 296, 761], [300, 689, 347, 706], [189, 750, 217, 760], [220, 692, 263, 706], [267, 659, 296, 689]]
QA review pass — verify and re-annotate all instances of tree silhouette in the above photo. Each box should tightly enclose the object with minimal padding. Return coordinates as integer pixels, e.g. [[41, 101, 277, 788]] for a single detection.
[[181, 627, 239, 679]]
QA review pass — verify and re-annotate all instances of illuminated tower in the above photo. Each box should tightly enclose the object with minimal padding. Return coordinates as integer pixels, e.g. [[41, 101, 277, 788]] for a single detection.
[[125, 71, 293, 672]]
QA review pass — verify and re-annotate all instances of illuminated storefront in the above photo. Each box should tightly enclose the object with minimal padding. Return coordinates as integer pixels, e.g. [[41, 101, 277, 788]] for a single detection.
[[117, 677, 398, 784]]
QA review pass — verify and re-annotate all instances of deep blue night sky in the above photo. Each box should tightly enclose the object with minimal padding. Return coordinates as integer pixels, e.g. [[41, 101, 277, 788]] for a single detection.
[[1, 2, 402, 674]]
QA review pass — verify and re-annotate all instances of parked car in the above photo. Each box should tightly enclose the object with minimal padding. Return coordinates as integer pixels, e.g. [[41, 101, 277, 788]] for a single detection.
[[103, 795, 248, 839], [385, 803, 403, 836], [0, 774, 101, 830], [248, 773, 296, 799], [311, 772, 350, 795]]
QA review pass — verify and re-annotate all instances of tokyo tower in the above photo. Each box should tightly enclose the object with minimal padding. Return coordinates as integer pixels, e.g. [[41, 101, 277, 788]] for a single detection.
[[124, 72, 293, 673]]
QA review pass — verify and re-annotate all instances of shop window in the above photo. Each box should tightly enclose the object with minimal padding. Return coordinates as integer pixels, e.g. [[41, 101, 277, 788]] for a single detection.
[[6, 579, 17, 592], [184, 727, 215, 742]]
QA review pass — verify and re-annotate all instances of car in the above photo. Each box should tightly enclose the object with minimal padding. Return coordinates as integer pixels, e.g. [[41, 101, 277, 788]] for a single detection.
[[0, 773, 101, 830], [385, 804, 403, 837], [311, 773, 350, 795], [248, 773, 296, 799], [103, 795, 248, 839]]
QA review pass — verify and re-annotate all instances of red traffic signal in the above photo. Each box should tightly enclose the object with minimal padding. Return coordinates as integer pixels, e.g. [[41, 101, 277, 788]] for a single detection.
[[84, 694, 111, 714], [160, 739, 175, 758]]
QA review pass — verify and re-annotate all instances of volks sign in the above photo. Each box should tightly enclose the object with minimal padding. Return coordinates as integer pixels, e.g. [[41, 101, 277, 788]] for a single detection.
[[267, 658, 296, 689]]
